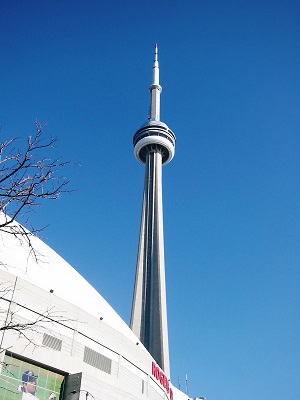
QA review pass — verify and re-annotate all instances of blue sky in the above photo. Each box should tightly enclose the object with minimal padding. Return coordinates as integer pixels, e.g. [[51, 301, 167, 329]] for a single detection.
[[1, 1, 299, 399]]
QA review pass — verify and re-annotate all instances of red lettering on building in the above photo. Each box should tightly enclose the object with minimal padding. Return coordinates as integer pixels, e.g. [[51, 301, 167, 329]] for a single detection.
[[156, 369, 160, 380], [151, 362, 173, 400], [152, 362, 156, 376]]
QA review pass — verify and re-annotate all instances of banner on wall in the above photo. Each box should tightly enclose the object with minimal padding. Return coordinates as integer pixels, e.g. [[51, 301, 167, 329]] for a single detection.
[[0, 354, 64, 400]]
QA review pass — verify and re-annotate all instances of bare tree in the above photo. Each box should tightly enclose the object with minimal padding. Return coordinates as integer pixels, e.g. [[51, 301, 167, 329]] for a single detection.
[[0, 121, 70, 258]]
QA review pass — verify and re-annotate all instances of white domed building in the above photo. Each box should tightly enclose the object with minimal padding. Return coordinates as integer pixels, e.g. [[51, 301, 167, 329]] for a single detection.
[[0, 228, 189, 400]]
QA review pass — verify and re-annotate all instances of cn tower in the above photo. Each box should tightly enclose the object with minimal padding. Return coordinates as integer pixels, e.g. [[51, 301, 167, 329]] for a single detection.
[[131, 45, 176, 377]]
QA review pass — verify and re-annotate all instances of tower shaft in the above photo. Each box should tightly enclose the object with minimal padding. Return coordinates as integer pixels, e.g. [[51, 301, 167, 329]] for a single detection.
[[131, 45, 175, 378], [131, 149, 170, 376]]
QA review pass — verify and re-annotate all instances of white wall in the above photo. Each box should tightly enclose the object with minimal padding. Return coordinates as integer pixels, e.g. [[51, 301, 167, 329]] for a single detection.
[[0, 269, 190, 400]]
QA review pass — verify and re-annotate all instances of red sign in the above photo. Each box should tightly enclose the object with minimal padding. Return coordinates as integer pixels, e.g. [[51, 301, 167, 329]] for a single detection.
[[152, 362, 173, 400]]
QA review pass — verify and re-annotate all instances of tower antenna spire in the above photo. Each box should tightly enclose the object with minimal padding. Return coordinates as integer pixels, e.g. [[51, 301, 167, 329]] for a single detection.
[[150, 43, 162, 121], [153, 43, 159, 85]]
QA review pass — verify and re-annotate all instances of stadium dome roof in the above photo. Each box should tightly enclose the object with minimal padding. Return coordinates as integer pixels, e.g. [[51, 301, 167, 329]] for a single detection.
[[0, 219, 138, 343]]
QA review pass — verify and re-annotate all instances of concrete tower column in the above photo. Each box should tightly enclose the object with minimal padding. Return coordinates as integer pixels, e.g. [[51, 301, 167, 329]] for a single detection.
[[131, 45, 176, 378]]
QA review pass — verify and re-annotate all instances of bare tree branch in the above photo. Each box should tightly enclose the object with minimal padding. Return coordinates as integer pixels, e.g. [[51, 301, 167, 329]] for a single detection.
[[0, 121, 71, 259]]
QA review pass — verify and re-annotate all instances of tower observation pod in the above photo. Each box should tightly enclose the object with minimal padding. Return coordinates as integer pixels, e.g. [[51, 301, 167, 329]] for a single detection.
[[131, 45, 175, 378]]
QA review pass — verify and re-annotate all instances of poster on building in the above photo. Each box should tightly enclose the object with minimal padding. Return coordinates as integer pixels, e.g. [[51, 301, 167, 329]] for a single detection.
[[0, 354, 64, 400]]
